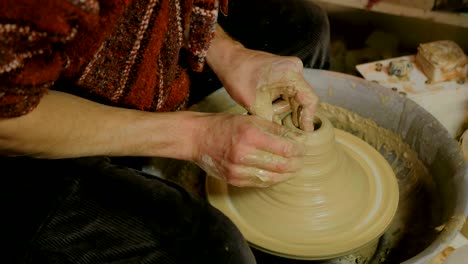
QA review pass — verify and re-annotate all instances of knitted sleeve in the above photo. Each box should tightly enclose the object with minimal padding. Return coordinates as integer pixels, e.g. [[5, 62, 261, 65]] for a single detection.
[[185, 0, 228, 72], [0, 1, 80, 118]]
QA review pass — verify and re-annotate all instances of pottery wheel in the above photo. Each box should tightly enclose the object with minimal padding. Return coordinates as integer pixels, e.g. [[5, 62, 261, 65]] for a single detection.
[[206, 110, 399, 260]]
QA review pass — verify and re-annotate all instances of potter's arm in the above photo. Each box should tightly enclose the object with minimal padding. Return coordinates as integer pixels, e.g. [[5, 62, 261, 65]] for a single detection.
[[0, 90, 201, 160], [206, 25, 319, 131], [0, 90, 304, 187]]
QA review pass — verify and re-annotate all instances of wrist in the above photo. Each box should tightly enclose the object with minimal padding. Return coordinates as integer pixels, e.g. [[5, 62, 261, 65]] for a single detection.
[[137, 111, 205, 161]]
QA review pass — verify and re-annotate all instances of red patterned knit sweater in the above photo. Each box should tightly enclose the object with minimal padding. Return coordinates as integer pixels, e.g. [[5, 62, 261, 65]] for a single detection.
[[0, 0, 228, 117]]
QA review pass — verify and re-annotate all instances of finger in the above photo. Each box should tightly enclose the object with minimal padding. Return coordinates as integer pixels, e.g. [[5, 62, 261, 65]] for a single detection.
[[240, 151, 304, 173], [224, 165, 271, 187], [251, 87, 274, 121], [252, 121, 307, 157], [256, 85, 289, 124], [296, 90, 318, 131], [288, 56, 304, 73], [299, 104, 316, 131], [272, 99, 291, 125], [229, 166, 297, 188], [290, 99, 300, 129], [272, 99, 291, 115], [229, 177, 271, 188], [258, 117, 308, 142], [270, 71, 315, 130], [290, 76, 319, 131]]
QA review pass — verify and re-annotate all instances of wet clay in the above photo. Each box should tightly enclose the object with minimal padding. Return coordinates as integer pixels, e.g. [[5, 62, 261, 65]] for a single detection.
[[316, 103, 442, 264], [206, 106, 399, 260], [157, 97, 444, 263], [318, 103, 429, 197]]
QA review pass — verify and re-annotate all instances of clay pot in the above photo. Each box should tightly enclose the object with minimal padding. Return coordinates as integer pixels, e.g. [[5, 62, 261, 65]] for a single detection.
[[206, 112, 399, 260]]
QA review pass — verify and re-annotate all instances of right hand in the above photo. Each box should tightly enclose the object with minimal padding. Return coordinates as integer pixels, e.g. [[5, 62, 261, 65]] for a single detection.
[[219, 49, 319, 132], [191, 112, 306, 188]]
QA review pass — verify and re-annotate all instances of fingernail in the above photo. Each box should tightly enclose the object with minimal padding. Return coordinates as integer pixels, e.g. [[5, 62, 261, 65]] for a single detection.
[[255, 169, 270, 182], [272, 100, 291, 114]]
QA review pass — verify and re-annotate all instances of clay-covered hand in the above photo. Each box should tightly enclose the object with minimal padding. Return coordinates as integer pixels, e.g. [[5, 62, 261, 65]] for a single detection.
[[191, 112, 306, 187], [221, 50, 319, 131]]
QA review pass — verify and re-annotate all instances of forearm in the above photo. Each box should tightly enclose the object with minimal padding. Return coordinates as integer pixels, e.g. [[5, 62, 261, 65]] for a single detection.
[[206, 25, 249, 84], [0, 90, 199, 160]]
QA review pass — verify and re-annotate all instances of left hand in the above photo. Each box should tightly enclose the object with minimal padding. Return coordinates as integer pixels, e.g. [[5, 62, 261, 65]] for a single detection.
[[220, 49, 319, 131]]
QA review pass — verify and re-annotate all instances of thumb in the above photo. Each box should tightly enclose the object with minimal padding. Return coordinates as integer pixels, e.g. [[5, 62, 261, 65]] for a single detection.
[[249, 88, 274, 122]]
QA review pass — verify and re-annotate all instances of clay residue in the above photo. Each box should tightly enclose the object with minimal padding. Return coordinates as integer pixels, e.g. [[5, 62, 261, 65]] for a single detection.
[[215, 112, 399, 260], [379, 93, 390, 105], [218, 102, 441, 263], [319, 102, 429, 183], [318, 102, 442, 264], [328, 86, 334, 97], [152, 101, 446, 264], [402, 85, 418, 94], [426, 85, 443, 92]]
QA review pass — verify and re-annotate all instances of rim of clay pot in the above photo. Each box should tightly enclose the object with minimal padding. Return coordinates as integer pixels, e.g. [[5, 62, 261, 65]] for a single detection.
[[206, 113, 399, 260]]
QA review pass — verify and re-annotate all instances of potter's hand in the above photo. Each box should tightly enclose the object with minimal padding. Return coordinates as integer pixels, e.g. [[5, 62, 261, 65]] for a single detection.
[[221, 50, 319, 131], [192, 112, 305, 188]]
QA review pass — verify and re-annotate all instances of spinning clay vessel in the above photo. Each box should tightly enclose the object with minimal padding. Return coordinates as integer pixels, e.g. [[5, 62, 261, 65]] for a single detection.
[[206, 112, 399, 260]]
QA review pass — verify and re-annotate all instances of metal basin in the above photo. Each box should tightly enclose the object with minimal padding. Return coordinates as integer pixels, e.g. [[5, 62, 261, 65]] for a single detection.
[[144, 69, 468, 264]]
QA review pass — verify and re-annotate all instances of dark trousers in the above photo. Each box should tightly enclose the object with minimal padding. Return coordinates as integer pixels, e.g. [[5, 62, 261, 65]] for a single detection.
[[4, 1, 330, 263], [3, 157, 255, 264]]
